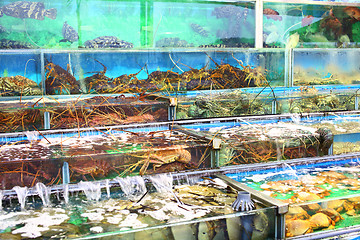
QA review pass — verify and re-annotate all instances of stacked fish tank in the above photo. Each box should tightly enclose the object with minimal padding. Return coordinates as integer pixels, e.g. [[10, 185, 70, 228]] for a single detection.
[[1, 0, 360, 239]]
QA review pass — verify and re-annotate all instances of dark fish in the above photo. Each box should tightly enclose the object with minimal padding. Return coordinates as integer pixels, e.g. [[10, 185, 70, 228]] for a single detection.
[[60, 21, 78, 43], [263, 8, 282, 21], [0, 39, 33, 49], [190, 23, 208, 37], [0, 9, 3, 17], [84, 36, 133, 48], [1, 1, 57, 20]]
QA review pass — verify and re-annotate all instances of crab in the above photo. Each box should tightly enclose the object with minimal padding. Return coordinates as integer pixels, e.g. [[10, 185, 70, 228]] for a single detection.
[[326, 199, 354, 214], [309, 213, 335, 230], [294, 192, 321, 202], [306, 186, 331, 198], [348, 196, 360, 210], [300, 175, 327, 186], [318, 171, 347, 180], [129, 145, 192, 175], [285, 219, 313, 237], [302, 203, 322, 214], [286, 206, 310, 220], [260, 181, 293, 193], [317, 208, 344, 223]]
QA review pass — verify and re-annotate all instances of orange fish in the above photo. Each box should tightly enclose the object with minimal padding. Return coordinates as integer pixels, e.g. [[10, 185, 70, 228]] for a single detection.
[[263, 8, 282, 21], [344, 6, 360, 21], [301, 15, 314, 27]]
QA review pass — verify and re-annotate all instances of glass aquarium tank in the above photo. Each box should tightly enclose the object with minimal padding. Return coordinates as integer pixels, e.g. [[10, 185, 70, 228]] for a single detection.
[[0, 0, 257, 49], [293, 49, 360, 86], [0, 123, 212, 189], [178, 119, 332, 166], [43, 49, 285, 95], [175, 89, 275, 120], [45, 94, 169, 130], [0, 0, 140, 49], [0, 173, 277, 239], [277, 87, 357, 114], [153, 1, 255, 48], [223, 154, 360, 238], [0, 51, 42, 96], [263, 2, 360, 48], [0, 97, 44, 132]]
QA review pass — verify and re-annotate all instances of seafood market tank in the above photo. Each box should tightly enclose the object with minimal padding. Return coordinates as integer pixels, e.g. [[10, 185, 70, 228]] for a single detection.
[[0, 172, 278, 239]]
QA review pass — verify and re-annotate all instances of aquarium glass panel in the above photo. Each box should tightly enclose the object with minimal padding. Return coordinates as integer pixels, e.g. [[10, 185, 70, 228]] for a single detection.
[[0, 125, 212, 187], [263, 2, 360, 48], [176, 89, 275, 120], [0, 174, 276, 239], [180, 120, 330, 166], [293, 49, 360, 86], [153, 1, 255, 48], [0, 107, 43, 133], [0, 0, 139, 49], [44, 49, 285, 95], [0, 51, 42, 96], [277, 88, 356, 114], [46, 95, 169, 130], [226, 157, 360, 238]]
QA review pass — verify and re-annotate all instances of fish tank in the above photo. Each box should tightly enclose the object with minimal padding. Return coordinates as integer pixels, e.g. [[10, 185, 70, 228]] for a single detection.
[[43, 49, 286, 95], [0, 0, 139, 49], [293, 49, 360, 86], [0, 94, 169, 132], [0, 172, 277, 239], [177, 118, 332, 166], [45, 94, 169, 130], [277, 87, 358, 114], [263, 2, 360, 48], [0, 122, 213, 190], [220, 153, 360, 238], [0, 50, 42, 96], [0, 97, 44, 132], [174, 89, 276, 120], [0, 0, 256, 49]]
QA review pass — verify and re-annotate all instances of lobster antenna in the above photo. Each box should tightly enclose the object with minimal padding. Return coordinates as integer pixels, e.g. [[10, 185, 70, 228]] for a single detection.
[[24, 59, 35, 78]]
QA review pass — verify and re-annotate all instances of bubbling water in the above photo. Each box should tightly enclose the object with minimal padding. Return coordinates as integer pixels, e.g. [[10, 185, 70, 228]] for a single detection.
[[12, 186, 28, 210], [36, 182, 51, 207], [115, 176, 147, 201], [78, 181, 102, 201]]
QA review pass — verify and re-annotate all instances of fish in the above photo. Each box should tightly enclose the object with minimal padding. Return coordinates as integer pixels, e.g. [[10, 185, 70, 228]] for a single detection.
[[263, 8, 282, 21], [190, 23, 208, 37], [343, 6, 360, 21], [286, 32, 299, 48], [60, 21, 78, 43], [0, 8, 3, 17], [1, 1, 57, 20], [301, 15, 314, 27], [84, 36, 133, 48], [0, 39, 33, 49]]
